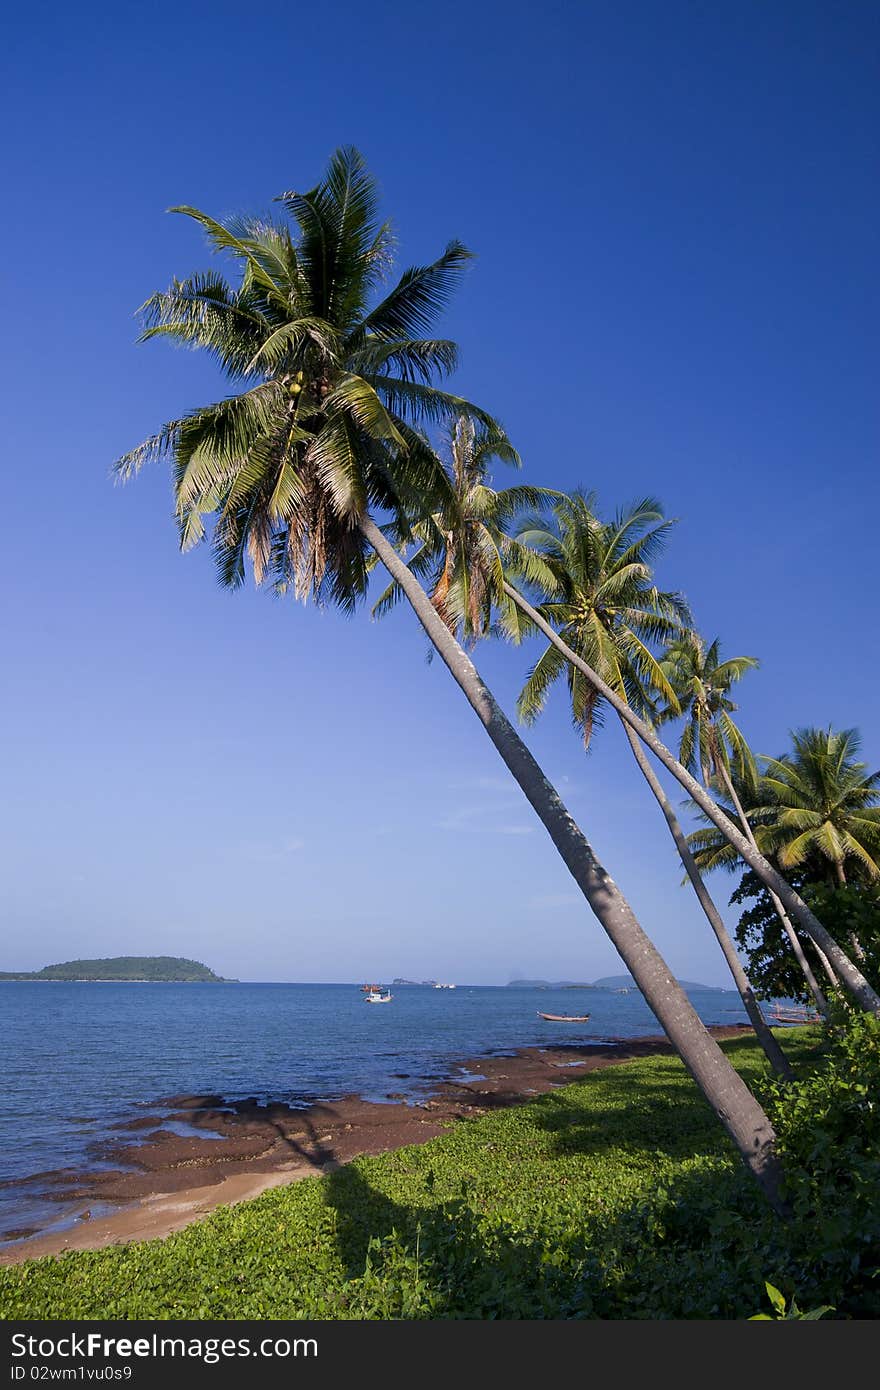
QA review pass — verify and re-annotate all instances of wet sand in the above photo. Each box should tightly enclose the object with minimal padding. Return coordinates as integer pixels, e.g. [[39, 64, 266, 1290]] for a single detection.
[[0, 1025, 752, 1266]]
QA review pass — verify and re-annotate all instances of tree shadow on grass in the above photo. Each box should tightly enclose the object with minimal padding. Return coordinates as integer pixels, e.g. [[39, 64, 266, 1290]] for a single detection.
[[308, 1032, 844, 1318], [521, 1032, 796, 1167], [315, 1131, 783, 1319], [515, 1072, 731, 1166], [463, 1079, 724, 1186], [318, 1157, 589, 1318]]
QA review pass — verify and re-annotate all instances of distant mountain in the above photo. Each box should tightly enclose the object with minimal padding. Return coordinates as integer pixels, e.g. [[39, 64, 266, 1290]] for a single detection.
[[0, 955, 233, 983], [589, 975, 642, 990], [591, 974, 724, 992], [508, 975, 724, 992], [507, 979, 595, 989]]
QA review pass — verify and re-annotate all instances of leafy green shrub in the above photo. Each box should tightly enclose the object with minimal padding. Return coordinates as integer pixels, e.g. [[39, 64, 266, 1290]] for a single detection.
[[760, 1008, 880, 1315]]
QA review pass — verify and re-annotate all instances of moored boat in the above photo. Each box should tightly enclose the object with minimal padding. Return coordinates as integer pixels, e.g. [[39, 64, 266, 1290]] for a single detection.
[[766, 1002, 821, 1024], [537, 1011, 590, 1022]]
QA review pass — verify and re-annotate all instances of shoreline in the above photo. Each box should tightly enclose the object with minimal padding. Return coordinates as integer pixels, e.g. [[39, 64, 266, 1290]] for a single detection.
[[0, 1025, 752, 1267]]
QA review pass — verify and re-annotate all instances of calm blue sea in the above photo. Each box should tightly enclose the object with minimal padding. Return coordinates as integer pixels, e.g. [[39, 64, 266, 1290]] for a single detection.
[[0, 980, 749, 1243]]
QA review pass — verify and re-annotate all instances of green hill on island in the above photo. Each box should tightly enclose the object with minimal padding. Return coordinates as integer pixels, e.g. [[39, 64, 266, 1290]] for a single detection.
[[0, 955, 232, 982]]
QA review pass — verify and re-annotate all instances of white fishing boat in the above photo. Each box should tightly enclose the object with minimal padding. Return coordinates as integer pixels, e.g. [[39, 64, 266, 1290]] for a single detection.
[[365, 989, 393, 1004]]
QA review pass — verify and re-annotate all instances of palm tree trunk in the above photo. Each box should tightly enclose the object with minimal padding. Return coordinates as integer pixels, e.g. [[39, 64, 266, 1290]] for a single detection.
[[502, 581, 880, 1017], [849, 936, 867, 963], [716, 763, 830, 1020], [833, 861, 866, 961], [620, 720, 793, 1077], [813, 941, 840, 988], [361, 515, 786, 1211]]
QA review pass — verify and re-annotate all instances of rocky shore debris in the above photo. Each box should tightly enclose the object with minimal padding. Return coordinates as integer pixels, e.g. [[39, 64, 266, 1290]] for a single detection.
[[1, 1026, 752, 1265]]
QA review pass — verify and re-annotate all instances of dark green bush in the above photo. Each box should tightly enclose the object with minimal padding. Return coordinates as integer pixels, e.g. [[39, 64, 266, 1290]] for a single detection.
[[759, 1007, 880, 1315]]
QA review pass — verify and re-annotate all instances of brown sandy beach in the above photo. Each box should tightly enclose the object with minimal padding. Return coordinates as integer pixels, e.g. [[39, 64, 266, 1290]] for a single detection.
[[0, 1025, 752, 1267]]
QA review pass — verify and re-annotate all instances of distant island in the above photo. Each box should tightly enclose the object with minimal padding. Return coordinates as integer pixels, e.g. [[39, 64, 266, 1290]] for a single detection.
[[508, 975, 725, 992], [0, 955, 234, 983], [508, 979, 595, 989], [593, 974, 725, 992]]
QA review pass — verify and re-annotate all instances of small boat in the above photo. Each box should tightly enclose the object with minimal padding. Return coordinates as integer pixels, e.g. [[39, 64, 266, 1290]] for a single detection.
[[361, 982, 382, 993], [767, 1003, 821, 1025], [365, 990, 393, 1004], [537, 1011, 590, 1022]]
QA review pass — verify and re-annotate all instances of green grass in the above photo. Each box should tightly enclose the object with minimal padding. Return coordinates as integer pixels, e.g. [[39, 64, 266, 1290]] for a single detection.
[[1, 1029, 868, 1319]]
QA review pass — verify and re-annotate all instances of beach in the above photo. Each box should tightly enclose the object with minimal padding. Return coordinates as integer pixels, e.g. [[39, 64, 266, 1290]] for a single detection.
[[0, 1024, 751, 1267]]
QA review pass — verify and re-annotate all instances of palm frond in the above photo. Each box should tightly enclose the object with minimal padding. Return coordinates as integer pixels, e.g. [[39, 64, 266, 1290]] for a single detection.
[[324, 374, 407, 450], [168, 206, 291, 309], [370, 376, 499, 432], [306, 415, 368, 517], [358, 241, 473, 342], [517, 641, 570, 725], [243, 317, 341, 374], [347, 338, 459, 383]]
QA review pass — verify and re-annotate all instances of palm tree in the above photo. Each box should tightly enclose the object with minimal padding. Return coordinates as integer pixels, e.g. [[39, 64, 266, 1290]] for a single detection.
[[687, 774, 841, 991], [514, 496, 792, 1076], [371, 414, 554, 643], [116, 148, 790, 1205], [373, 429, 792, 1094], [116, 149, 493, 602], [758, 727, 880, 890], [500, 584, 879, 1013], [516, 493, 687, 745], [660, 635, 830, 1017], [755, 727, 880, 961], [658, 635, 758, 792]]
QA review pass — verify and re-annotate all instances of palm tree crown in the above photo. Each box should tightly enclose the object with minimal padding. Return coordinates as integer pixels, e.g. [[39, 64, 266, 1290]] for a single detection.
[[115, 147, 500, 609], [515, 493, 689, 745], [659, 633, 758, 787], [372, 414, 556, 642], [685, 773, 766, 875], [755, 727, 880, 885]]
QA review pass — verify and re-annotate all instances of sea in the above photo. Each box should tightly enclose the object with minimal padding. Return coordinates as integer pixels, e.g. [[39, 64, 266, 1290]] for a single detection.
[[0, 979, 750, 1245]]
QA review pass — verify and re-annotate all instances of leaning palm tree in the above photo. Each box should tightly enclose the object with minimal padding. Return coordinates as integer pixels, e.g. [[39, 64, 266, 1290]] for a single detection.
[[658, 635, 758, 792], [516, 493, 688, 745], [114, 155, 791, 1205], [758, 727, 880, 891], [514, 496, 791, 1076], [687, 773, 840, 990], [660, 635, 830, 1017], [756, 727, 880, 961], [371, 414, 555, 643], [498, 580, 879, 1013], [374, 434, 790, 1076]]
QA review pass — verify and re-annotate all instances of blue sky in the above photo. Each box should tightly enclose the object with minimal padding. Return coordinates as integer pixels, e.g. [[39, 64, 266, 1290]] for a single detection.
[[2, 1, 877, 985]]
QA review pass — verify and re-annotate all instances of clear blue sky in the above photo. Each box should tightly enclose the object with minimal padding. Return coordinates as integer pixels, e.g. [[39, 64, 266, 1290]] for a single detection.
[[2, 1, 877, 985]]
